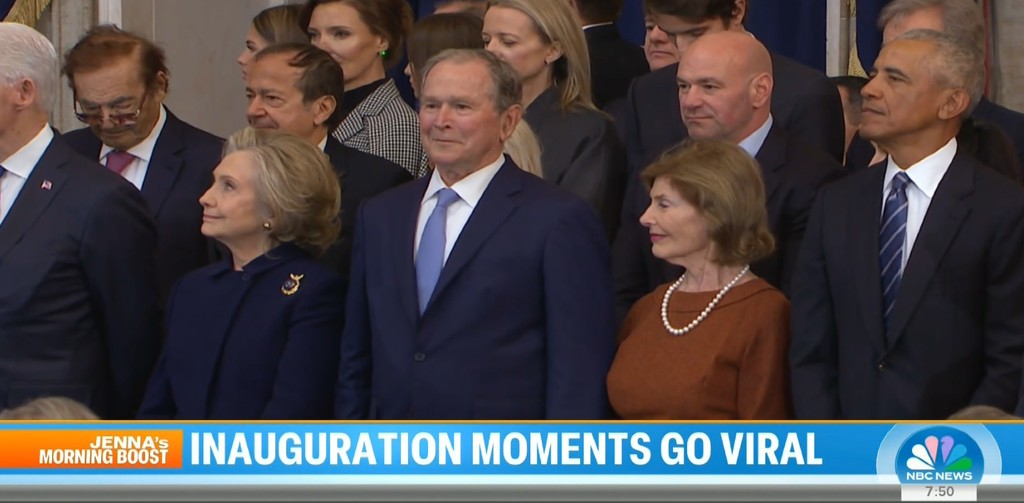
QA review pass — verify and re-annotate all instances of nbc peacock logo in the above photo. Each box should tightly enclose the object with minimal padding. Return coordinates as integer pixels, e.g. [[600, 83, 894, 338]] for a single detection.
[[896, 427, 984, 485]]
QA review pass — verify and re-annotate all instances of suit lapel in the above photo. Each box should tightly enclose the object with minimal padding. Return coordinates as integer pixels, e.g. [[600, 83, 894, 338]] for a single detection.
[[140, 113, 186, 217], [885, 152, 974, 348], [754, 125, 786, 203], [0, 138, 72, 262], [396, 178, 430, 326], [425, 162, 522, 314], [851, 164, 888, 353]]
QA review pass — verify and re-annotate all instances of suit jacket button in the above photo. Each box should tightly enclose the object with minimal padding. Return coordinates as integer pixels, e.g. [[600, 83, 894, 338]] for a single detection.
[[877, 362, 888, 371], [413, 352, 426, 362]]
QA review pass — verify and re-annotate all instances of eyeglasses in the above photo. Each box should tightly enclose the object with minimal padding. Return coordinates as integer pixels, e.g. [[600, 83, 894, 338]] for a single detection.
[[73, 92, 149, 125]]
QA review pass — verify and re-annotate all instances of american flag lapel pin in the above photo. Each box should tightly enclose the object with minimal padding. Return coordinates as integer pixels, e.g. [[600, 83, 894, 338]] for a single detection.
[[41, 180, 52, 190]]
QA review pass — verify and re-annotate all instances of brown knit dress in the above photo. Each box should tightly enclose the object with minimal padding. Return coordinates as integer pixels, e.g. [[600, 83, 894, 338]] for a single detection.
[[607, 278, 793, 420]]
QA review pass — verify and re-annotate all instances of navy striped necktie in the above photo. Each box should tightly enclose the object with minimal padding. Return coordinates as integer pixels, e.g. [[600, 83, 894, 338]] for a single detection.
[[880, 172, 911, 330]]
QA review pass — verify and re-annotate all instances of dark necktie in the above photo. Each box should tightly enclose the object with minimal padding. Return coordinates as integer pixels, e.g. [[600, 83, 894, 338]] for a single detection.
[[880, 172, 911, 329]]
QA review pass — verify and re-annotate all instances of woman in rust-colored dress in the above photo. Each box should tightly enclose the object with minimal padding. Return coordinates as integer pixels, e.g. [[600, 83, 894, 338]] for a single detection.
[[607, 139, 792, 420]]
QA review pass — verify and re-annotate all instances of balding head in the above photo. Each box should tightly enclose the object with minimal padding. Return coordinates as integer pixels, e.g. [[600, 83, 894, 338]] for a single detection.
[[676, 31, 773, 143]]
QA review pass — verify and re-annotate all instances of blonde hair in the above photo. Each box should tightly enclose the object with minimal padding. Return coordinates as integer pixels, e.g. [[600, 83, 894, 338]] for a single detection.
[[504, 120, 543, 176], [0, 397, 99, 420], [642, 138, 775, 266], [948, 405, 1021, 420], [487, 0, 595, 112], [223, 128, 341, 256]]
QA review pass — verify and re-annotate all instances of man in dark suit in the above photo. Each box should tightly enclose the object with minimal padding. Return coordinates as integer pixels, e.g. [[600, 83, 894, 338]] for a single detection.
[[621, 0, 845, 174], [613, 31, 843, 318], [245, 43, 412, 280], [0, 22, 160, 419], [336, 49, 615, 420], [570, 0, 649, 109], [878, 0, 1024, 173], [790, 30, 1024, 420], [61, 26, 221, 301]]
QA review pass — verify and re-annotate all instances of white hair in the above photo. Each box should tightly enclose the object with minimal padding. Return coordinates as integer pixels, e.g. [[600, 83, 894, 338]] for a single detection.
[[0, 22, 58, 113]]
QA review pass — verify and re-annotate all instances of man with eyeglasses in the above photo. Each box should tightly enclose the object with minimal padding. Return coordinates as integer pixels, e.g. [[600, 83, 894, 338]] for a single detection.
[[61, 25, 223, 301], [0, 22, 160, 419]]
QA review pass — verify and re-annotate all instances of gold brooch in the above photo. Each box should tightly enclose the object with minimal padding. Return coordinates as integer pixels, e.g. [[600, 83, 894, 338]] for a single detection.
[[281, 273, 304, 296]]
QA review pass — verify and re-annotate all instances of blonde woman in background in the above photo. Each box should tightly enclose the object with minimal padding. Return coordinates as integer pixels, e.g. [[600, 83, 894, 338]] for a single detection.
[[238, 4, 308, 78], [484, 0, 625, 238]]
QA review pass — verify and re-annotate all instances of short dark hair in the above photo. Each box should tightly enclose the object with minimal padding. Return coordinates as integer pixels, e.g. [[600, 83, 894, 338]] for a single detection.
[[299, 0, 413, 69], [63, 25, 169, 93], [252, 4, 308, 45], [253, 43, 347, 131], [407, 13, 484, 89], [644, 0, 741, 26], [575, 0, 625, 24], [830, 75, 869, 122]]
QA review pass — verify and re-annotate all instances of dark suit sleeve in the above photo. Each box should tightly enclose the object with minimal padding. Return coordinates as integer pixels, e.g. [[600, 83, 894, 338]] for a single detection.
[[79, 181, 161, 418], [788, 188, 841, 419], [335, 204, 373, 419], [973, 201, 1024, 411], [542, 199, 616, 419], [788, 84, 846, 163], [612, 171, 651, 323], [779, 166, 845, 296], [136, 352, 175, 419], [262, 274, 346, 419], [558, 120, 627, 239]]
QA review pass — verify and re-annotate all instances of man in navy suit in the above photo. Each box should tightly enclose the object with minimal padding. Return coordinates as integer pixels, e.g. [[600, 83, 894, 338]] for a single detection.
[[245, 43, 412, 280], [878, 0, 1024, 174], [790, 30, 1024, 419], [614, 32, 843, 319], [61, 26, 222, 301], [0, 23, 160, 418], [336, 49, 615, 420], [571, 0, 649, 109], [621, 0, 845, 175]]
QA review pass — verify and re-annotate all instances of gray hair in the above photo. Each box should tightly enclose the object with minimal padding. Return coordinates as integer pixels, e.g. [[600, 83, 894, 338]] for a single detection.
[[0, 22, 58, 114], [878, 0, 985, 57], [419, 48, 522, 113], [896, 29, 985, 113]]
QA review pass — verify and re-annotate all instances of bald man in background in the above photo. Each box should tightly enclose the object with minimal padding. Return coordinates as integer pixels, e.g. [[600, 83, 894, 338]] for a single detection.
[[613, 32, 843, 318]]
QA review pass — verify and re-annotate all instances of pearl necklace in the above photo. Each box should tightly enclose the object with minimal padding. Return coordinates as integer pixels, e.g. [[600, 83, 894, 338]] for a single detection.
[[660, 265, 750, 336]]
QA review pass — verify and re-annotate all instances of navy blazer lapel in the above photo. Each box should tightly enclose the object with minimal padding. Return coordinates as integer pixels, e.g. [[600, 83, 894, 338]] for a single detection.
[[885, 152, 974, 348], [851, 164, 888, 353], [754, 125, 786, 202], [425, 162, 522, 313], [0, 138, 72, 262], [397, 177, 431, 325], [141, 112, 186, 217]]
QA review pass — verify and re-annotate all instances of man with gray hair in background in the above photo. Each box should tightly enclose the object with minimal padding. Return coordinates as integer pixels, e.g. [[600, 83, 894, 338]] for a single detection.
[[336, 48, 615, 420], [877, 0, 1024, 171], [790, 29, 1024, 419], [0, 23, 160, 419]]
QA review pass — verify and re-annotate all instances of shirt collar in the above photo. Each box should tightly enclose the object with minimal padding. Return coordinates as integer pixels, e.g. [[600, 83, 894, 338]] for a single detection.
[[421, 153, 506, 209], [1, 124, 54, 179], [883, 137, 957, 198], [317, 134, 328, 152], [737, 114, 773, 157], [100, 105, 168, 163], [204, 242, 309, 278]]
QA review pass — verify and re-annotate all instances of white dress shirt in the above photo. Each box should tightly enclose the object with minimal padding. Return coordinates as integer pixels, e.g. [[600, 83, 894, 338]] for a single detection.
[[414, 154, 505, 264], [0, 124, 54, 226], [881, 137, 957, 271], [738, 114, 774, 158], [99, 105, 168, 190]]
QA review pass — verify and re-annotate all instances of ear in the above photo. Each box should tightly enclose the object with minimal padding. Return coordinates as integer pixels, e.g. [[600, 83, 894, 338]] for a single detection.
[[377, 34, 389, 53], [12, 77, 37, 110], [937, 88, 970, 121], [732, 0, 747, 25], [312, 95, 337, 127], [545, 41, 565, 66], [152, 70, 169, 102], [749, 72, 772, 108], [499, 104, 523, 143]]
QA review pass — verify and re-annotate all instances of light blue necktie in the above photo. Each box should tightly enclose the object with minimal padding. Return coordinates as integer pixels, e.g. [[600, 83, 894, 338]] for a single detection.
[[880, 172, 911, 330], [416, 188, 460, 314]]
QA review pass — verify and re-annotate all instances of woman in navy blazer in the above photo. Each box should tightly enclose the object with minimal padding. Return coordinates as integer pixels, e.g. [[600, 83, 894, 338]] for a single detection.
[[138, 128, 345, 420]]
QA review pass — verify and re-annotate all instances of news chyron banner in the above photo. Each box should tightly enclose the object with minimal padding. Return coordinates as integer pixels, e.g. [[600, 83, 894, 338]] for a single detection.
[[0, 422, 1020, 501]]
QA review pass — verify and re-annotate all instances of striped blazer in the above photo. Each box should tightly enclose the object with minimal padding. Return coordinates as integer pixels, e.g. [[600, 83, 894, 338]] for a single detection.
[[332, 79, 429, 178]]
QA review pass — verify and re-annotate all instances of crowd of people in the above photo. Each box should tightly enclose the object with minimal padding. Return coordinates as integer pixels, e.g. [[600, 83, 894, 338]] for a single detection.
[[0, 0, 1023, 422]]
